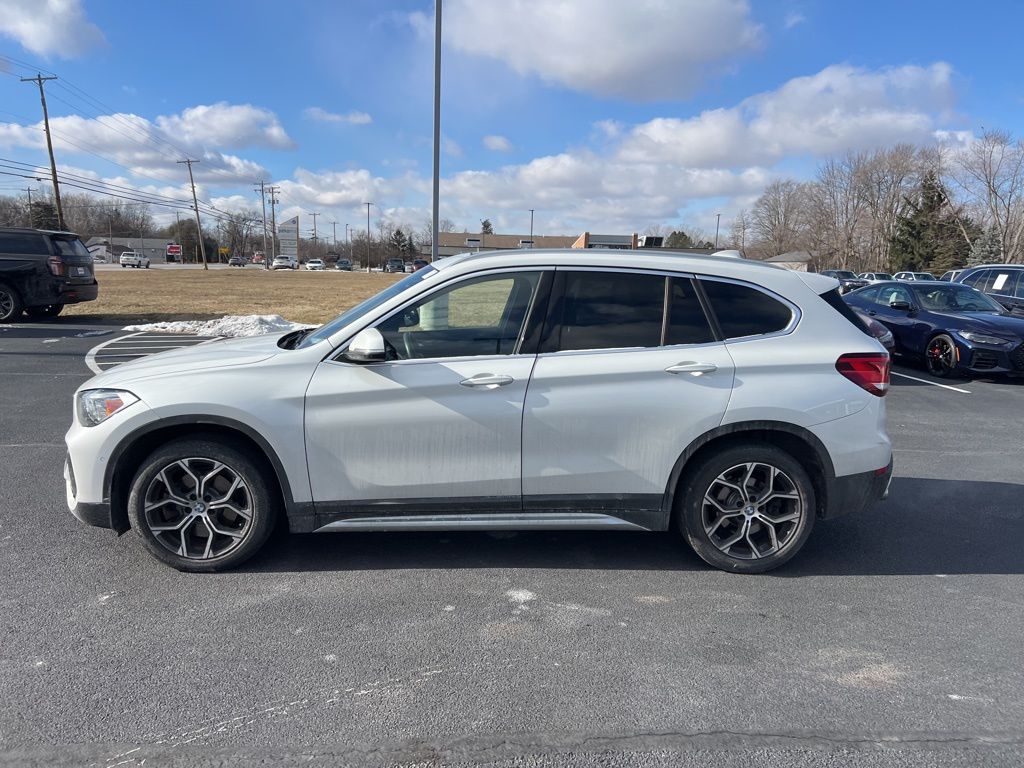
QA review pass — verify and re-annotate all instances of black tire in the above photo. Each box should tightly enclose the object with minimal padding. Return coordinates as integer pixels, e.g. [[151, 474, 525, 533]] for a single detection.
[[925, 333, 957, 378], [127, 437, 280, 572], [0, 282, 24, 322], [26, 304, 64, 319], [676, 444, 816, 574]]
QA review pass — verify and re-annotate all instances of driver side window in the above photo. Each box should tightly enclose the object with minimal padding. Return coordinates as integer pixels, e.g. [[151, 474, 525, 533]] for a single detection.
[[876, 285, 912, 307], [376, 272, 542, 360]]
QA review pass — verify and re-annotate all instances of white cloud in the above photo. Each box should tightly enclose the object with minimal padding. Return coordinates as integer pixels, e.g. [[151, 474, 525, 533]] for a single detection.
[[784, 12, 806, 29], [483, 135, 513, 152], [443, 136, 463, 157], [156, 103, 294, 150], [617, 63, 956, 169], [303, 107, 373, 125], [0, 0, 104, 58], [430, 0, 762, 100], [0, 102, 294, 186]]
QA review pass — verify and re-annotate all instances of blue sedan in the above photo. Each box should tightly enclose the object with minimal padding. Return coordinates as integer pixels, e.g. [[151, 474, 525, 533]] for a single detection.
[[844, 281, 1024, 377]]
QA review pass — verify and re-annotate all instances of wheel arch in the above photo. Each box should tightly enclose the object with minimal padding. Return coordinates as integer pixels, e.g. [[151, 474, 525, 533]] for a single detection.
[[662, 421, 836, 523], [103, 415, 303, 534]]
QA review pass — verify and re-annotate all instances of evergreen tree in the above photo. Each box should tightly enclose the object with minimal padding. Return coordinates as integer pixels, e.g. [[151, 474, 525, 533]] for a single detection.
[[967, 227, 1002, 266], [888, 173, 976, 274], [480, 218, 494, 235], [389, 228, 407, 255], [29, 200, 59, 230], [665, 230, 695, 248]]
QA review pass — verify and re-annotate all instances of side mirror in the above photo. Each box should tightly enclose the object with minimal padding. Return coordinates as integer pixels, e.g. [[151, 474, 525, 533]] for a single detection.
[[342, 327, 386, 363], [889, 300, 912, 311]]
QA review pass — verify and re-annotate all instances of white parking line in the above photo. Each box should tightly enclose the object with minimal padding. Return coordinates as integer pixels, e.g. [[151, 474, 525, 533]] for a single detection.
[[85, 332, 218, 373], [891, 371, 971, 394]]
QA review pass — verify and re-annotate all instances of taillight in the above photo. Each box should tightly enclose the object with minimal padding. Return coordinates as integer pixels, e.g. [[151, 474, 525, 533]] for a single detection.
[[836, 353, 890, 397], [48, 256, 65, 277]]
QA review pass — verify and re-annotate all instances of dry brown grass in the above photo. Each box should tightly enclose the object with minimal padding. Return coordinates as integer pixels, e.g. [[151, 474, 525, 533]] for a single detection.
[[64, 268, 404, 324]]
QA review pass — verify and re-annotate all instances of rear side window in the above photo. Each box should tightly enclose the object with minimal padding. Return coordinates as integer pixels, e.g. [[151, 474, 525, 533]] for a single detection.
[[0, 232, 50, 255], [700, 279, 793, 339], [666, 278, 715, 345], [989, 271, 1016, 295], [1014, 271, 1024, 299], [545, 271, 664, 351], [50, 237, 90, 257], [962, 270, 988, 289]]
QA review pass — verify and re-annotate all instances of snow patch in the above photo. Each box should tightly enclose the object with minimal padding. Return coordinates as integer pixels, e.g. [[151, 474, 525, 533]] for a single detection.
[[506, 589, 536, 605], [122, 314, 315, 338]]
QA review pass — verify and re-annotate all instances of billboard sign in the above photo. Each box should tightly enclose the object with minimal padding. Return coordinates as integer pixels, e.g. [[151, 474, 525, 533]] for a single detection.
[[279, 216, 299, 259], [165, 243, 182, 257]]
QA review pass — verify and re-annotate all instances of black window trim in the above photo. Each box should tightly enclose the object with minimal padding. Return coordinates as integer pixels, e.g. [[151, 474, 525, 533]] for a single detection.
[[694, 274, 801, 342], [535, 266, 721, 356]]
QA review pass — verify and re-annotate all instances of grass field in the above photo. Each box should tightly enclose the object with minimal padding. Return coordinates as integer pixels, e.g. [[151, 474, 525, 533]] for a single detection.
[[64, 268, 404, 324]]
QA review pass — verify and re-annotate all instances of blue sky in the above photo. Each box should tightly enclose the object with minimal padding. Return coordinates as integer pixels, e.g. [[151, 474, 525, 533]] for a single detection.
[[0, 0, 1021, 239]]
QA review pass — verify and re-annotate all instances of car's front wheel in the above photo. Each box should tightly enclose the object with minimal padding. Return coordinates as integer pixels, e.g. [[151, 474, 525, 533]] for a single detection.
[[925, 333, 958, 378], [677, 444, 815, 573], [127, 437, 279, 572]]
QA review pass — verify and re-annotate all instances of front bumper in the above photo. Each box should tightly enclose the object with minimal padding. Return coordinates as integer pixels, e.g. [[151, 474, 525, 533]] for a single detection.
[[64, 457, 113, 528], [822, 457, 893, 519]]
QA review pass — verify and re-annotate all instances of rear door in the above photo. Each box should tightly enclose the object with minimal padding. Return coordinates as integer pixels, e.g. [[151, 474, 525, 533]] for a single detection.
[[521, 269, 734, 527], [49, 235, 95, 286]]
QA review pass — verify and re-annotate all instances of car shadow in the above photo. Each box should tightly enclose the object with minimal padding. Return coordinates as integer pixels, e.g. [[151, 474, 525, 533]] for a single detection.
[[242, 477, 1024, 577]]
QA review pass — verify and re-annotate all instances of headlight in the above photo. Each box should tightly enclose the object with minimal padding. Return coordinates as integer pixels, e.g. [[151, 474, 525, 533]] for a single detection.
[[76, 389, 138, 427], [957, 331, 1016, 348]]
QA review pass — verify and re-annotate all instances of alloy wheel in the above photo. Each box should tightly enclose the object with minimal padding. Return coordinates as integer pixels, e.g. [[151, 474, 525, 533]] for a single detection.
[[143, 457, 253, 560], [701, 462, 804, 560], [926, 335, 956, 376], [0, 289, 15, 319]]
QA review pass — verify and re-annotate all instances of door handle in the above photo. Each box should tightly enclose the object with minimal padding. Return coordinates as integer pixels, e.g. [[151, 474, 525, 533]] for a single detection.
[[459, 373, 514, 389], [867, 310, 878, 316], [665, 361, 718, 375]]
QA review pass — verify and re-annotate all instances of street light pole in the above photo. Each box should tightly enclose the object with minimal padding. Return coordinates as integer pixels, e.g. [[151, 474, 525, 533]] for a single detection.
[[529, 208, 534, 239], [715, 213, 721, 250], [431, 0, 442, 263]]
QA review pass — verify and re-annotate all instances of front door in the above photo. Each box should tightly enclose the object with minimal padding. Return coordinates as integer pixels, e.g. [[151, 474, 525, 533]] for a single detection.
[[304, 270, 545, 514]]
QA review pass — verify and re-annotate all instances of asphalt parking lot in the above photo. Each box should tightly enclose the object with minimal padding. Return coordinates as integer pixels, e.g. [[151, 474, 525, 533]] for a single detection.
[[1, 317, 1023, 767]]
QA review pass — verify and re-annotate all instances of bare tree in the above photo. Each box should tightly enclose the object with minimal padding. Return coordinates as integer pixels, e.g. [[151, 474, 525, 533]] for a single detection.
[[805, 153, 870, 270], [954, 129, 1024, 262], [859, 144, 922, 272], [727, 209, 751, 250], [752, 180, 806, 257]]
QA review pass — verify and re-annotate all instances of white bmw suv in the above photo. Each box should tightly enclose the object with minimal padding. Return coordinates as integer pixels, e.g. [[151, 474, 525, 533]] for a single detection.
[[65, 250, 892, 573]]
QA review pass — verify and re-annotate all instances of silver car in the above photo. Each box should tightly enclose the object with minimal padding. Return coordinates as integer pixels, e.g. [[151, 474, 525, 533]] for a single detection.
[[65, 250, 892, 574]]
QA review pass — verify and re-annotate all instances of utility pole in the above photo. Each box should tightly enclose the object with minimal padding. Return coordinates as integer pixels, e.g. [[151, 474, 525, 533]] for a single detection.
[[177, 159, 208, 270], [364, 202, 373, 272], [431, 0, 442, 263], [23, 187, 33, 227], [255, 180, 269, 267], [529, 208, 534, 239], [267, 187, 280, 268], [311, 211, 320, 245], [332, 221, 336, 247], [21, 73, 64, 229], [715, 213, 721, 250]]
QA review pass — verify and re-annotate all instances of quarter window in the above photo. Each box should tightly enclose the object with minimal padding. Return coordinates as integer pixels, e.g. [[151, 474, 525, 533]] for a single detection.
[[666, 278, 714, 345], [700, 279, 793, 339], [0, 233, 50, 255], [962, 270, 989, 289], [543, 271, 664, 352], [376, 272, 540, 360]]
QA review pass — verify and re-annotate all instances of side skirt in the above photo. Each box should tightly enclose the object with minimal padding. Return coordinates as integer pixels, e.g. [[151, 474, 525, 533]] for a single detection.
[[314, 512, 648, 533]]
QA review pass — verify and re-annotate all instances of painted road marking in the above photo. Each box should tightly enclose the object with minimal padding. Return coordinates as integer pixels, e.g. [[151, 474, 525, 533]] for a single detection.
[[891, 371, 971, 394], [85, 332, 218, 374]]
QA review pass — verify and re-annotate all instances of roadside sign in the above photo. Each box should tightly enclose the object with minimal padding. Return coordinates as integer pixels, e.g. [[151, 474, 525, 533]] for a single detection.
[[218, 247, 229, 255], [165, 244, 182, 256]]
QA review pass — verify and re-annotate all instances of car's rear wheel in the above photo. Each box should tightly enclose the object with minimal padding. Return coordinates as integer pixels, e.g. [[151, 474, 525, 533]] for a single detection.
[[677, 444, 815, 573], [26, 304, 64, 319], [127, 438, 279, 572], [925, 333, 958, 378], [0, 282, 24, 322]]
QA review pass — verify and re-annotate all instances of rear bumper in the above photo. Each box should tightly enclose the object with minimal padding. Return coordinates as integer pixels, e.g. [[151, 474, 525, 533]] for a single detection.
[[822, 457, 893, 519], [58, 280, 98, 304]]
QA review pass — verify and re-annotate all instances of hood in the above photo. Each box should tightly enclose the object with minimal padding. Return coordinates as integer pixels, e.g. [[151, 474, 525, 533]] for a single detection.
[[932, 311, 1024, 339], [84, 333, 284, 388]]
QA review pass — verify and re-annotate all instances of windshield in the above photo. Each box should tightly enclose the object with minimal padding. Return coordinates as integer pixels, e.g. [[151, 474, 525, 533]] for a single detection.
[[911, 283, 1005, 313], [297, 267, 436, 348], [833, 270, 857, 279], [915, 273, 935, 280], [875, 273, 893, 280]]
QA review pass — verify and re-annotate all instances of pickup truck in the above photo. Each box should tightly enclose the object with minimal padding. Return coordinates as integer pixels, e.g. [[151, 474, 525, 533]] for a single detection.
[[119, 251, 151, 269], [0, 227, 98, 321]]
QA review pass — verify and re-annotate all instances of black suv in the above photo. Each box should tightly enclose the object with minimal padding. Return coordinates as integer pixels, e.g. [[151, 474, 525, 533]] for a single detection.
[[0, 227, 98, 321], [384, 257, 405, 273], [956, 265, 1024, 315]]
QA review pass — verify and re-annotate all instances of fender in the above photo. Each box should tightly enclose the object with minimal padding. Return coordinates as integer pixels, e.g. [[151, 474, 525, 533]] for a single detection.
[[660, 420, 836, 518], [102, 414, 312, 532]]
